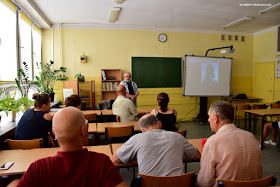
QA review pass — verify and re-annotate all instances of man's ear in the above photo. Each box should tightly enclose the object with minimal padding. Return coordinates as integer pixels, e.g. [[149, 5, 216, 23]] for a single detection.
[[214, 114, 219, 123]]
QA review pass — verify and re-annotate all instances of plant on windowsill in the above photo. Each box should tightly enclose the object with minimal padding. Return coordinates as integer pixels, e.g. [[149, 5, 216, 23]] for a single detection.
[[15, 62, 33, 98], [75, 72, 85, 82], [0, 92, 32, 123], [32, 60, 68, 102]]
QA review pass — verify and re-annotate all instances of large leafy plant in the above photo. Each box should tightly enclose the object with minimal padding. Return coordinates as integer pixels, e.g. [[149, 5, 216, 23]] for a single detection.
[[15, 62, 32, 97], [0, 92, 32, 116], [33, 61, 68, 93]]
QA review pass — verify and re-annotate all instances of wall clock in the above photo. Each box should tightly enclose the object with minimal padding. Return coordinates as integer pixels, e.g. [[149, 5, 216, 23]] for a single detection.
[[158, 33, 167, 43]]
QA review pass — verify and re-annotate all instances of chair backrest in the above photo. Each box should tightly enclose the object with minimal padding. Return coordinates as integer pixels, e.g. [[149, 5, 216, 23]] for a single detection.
[[235, 104, 250, 110], [271, 103, 280, 109], [175, 130, 187, 138], [6, 138, 43, 149], [253, 104, 266, 109], [105, 126, 134, 144], [84, 113, 97, 122], [137, 171, 195, 187], [217, 174, 276, 187]]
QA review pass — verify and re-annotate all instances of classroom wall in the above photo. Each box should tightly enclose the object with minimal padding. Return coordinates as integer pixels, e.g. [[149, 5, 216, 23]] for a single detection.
[[252, 28, 280, 103], [42, 27, 254, 120]]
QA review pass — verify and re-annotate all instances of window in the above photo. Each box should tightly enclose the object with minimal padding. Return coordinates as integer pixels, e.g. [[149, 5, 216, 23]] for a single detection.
[[0, 1, 17, 81], [20, 12, 32, 80], [33, 25, 41, 78], [0, 1, 42, 82]]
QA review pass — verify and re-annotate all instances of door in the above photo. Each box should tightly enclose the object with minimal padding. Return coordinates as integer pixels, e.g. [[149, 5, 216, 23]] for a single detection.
[[254, 62, 274, 103]]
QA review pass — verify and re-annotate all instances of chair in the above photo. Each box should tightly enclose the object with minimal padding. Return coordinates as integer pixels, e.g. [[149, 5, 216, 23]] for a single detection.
[[217, 174, 276, 187], [137, 171, 195, 187], [116, 115, 120, 122], [175, 130, 187, 138], [105, 126, 134, 144], [84, 113, 97, 122], [271, 103, 280, 109], [234, 104, 250, 129], [251, 104, 267, 130], [6, 138, 43, 149]]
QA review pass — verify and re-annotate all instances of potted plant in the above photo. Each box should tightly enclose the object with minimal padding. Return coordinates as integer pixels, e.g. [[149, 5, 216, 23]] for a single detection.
[[15, 62, 32, 98], [75, 72, 85, 82], [0, 92, 32, 123], [32, 61, 68, 102]]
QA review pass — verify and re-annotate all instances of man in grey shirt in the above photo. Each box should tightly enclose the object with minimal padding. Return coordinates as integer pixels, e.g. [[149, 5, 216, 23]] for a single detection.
[[111, 114, 200, 176]]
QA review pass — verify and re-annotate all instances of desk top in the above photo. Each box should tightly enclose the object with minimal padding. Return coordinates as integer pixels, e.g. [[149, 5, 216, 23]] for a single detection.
[[50, 108, 152, 116], [88, 121, 140, 134], [0, 145, 111, 176], [222, 97, 261, 101], [244, 109, 280, 116]]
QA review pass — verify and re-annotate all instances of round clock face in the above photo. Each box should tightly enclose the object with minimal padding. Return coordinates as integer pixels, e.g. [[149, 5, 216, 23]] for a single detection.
[[158, 33, 167, 43]]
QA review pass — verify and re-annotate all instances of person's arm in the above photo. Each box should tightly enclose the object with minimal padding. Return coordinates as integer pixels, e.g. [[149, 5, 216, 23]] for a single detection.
[[174, 109, 177, 118], [116, 181, 128, 187], [128, 100, 139, 117], [197, 142, 216, 187], [43, 113, 53, 121], [110, 154, 123, 164], [189, 150, 201, 161], [7, 179, 20, 187], [150, 109, 156, 116]]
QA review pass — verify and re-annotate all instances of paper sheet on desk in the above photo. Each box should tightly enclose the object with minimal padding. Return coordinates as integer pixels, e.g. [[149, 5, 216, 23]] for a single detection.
[[50, 108, 62, 112]]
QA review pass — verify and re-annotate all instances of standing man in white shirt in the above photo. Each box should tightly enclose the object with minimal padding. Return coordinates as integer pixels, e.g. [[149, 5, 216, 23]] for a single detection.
[[119, 72, 139, 106]]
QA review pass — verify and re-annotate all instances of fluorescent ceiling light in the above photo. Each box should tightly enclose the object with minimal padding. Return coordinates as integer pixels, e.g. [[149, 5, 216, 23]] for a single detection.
[[259, 3, 280, 15], [222, 17, 253, 29], [114, 0, 125, 4], [109, 7, 121, 23]]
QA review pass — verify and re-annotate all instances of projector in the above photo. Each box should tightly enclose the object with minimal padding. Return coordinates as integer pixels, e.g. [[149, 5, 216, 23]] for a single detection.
[[221, 49, 234, 54]]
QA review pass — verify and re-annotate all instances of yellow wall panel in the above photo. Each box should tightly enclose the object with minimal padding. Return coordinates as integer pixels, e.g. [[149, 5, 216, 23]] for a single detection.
[[253, 29, 279, 102], [42, 28, 254, 121]]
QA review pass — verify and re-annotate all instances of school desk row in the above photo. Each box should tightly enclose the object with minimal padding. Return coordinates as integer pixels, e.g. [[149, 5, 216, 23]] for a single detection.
[[0, 139, 203, 176], [49, 108, 153, 117]]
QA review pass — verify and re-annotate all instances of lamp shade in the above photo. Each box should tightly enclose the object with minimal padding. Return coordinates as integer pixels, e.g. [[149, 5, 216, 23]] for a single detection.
[[109, 7, 121, 23]]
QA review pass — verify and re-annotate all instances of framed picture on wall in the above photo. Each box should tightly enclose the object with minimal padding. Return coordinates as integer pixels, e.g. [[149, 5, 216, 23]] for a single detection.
[[276, 55, 280, 78]]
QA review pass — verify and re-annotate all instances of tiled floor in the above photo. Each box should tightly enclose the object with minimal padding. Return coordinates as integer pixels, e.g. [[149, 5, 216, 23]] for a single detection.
[[119, 120, 280, 185]]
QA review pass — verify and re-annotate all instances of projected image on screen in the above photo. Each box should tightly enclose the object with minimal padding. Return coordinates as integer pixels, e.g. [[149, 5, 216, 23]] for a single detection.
[[183, 56, 232, 96], [201, 63, 218, 88]]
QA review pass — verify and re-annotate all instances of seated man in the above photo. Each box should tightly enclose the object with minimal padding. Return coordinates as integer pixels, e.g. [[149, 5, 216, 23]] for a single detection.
[[111, 114, 200, 176], [197, 101, 263, 187], [9, 107, 127, 187], [259, 120, 279, 146], [112, 85, 139, 122]]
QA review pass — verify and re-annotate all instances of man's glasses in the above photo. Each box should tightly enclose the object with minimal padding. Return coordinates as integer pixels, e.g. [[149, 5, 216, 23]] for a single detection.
[[124, 76, 131, 77]]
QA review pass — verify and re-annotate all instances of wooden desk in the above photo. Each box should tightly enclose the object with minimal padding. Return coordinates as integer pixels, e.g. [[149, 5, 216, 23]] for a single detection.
[[188, 139, 204, 154], [50, 110, 102, 116], [50, 108, 152, 117], [223, 97, 261, 103], [0, 145, 112, 176], [244, 109, 280, 149], [88, 121, 140, 134]]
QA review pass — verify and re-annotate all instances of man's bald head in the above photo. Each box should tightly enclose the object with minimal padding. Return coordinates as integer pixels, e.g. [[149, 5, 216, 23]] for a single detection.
[[116, 85, 126, 96], [53, 107, 85, 145]]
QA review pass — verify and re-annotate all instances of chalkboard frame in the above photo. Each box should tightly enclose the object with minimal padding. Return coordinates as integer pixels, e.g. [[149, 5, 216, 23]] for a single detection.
[[132, 57, 182, 88]]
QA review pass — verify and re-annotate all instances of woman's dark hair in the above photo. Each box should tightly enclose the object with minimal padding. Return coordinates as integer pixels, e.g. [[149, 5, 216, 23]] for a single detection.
[[65, 95, 82, 107], [32, 93, 50, 108], [157, 92, 169, 112]]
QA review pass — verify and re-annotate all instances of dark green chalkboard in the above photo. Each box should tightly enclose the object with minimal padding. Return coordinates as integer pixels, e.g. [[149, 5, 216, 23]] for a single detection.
[[132, 57, 182, 88]]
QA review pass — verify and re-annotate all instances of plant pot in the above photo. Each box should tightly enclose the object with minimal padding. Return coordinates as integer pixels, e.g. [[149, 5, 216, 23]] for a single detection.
[[49, 92, 55, 102], [0, 111, 16, 124]]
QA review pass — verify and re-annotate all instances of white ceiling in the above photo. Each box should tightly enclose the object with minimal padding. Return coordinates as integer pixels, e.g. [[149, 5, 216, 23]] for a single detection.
[[14, 0, 280, 33]]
